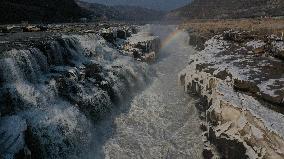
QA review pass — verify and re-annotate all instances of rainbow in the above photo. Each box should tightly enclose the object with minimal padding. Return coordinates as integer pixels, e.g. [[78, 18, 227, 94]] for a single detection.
[[161, 30, 182, 49]]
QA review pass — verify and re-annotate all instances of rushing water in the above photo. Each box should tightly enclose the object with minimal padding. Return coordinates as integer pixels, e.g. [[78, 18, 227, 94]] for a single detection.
[[91, 25, 204, 159]]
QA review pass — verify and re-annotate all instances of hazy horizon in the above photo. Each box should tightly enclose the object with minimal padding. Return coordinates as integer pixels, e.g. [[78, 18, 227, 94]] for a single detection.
[[82, 0, 191, 11]]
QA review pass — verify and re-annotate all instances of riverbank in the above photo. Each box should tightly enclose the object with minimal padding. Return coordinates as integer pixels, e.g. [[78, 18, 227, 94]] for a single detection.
[[179, 19, 284, 158]]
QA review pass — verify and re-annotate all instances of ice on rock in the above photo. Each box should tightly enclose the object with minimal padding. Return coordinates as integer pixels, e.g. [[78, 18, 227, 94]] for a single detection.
[[0, 116, 27, 158]]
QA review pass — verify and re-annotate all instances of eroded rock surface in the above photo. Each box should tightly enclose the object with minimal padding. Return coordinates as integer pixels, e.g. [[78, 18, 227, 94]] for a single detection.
[[99, 26, 161, 63], [180, 30, 284, 158]]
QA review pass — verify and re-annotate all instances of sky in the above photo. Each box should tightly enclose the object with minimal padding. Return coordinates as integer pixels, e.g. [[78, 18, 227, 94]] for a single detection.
[[83, 0, 191, 11]]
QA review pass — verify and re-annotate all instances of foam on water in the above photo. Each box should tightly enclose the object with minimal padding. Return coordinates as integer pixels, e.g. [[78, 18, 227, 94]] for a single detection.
[[92, 25, 204, 159]]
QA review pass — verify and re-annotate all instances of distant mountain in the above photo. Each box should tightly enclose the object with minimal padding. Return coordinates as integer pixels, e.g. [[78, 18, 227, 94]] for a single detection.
[[82, 0, 191, 11], [77, 1, 164, 21], [114, 6, 165, 21], [167, 0, 284, 19], [76, 0, 119, 20], [0, 0, 164, 24], [0, 0, 88, 24]]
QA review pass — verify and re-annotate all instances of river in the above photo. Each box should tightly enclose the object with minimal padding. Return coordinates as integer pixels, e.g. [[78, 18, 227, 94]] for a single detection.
[[91, 25, 203, 159]]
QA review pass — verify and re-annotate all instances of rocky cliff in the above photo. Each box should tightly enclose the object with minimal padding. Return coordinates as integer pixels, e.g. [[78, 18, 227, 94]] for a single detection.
[[179, 27, 284, 158], [168, 0, 284, 19]]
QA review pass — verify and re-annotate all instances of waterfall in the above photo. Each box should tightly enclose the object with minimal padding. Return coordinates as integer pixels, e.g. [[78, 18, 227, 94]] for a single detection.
[[0, 33, 151, 159]]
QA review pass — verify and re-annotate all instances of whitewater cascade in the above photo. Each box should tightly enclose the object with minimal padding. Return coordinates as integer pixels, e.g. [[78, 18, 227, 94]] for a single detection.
[[0, 32, 151, 159]]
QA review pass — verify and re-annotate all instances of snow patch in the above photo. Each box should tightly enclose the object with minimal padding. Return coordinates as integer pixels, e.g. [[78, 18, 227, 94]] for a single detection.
[[246, 40, 265, 49]]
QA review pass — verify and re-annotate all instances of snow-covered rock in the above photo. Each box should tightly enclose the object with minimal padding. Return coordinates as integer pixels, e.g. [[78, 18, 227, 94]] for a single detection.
[[271, 41, 284, 60], [180, 33, 284, 158], [121, 31, 160, 62], [99, 26, 161, 63]]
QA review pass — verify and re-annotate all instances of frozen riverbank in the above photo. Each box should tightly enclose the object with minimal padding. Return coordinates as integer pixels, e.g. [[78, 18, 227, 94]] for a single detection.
[[179, 27, 284, 158]]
